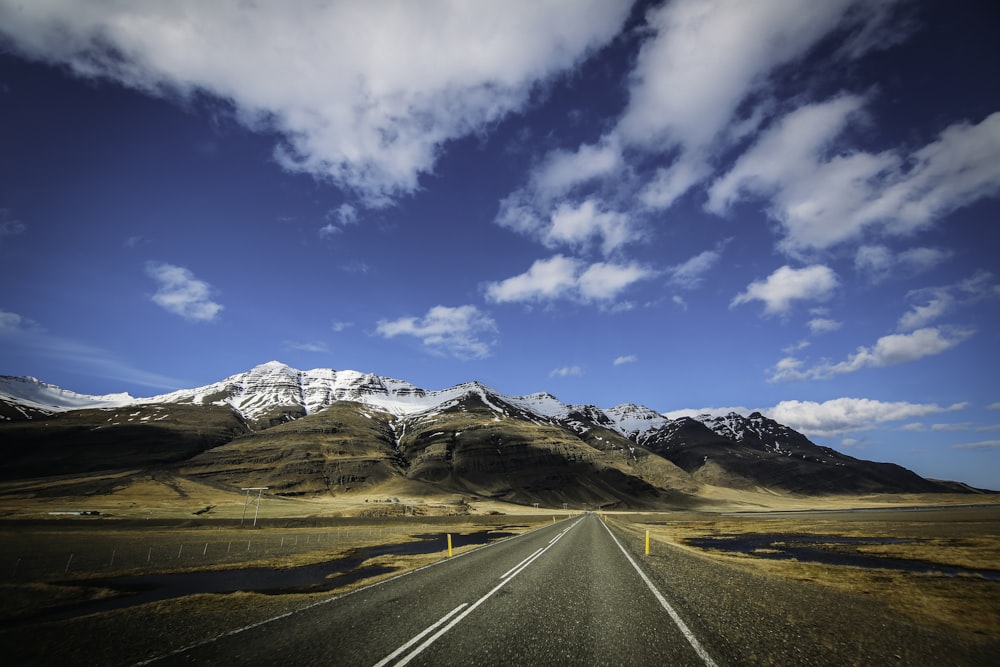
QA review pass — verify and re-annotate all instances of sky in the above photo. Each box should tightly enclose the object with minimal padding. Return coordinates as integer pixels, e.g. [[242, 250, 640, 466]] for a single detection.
[[1, 1, 999, 489]]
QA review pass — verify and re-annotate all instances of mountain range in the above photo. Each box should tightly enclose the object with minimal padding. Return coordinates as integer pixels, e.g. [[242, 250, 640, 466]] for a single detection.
[[0, 362, 988, 508]]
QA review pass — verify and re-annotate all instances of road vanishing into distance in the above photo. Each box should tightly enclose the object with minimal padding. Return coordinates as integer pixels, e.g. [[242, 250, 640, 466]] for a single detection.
[[140, 513, 993, 666], [146, 514, 715, 666]]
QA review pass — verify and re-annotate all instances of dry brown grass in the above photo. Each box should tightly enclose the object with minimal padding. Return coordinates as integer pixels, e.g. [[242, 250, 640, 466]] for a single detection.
[[0, 513, 550, 625], [614, 506, 1000, 639]]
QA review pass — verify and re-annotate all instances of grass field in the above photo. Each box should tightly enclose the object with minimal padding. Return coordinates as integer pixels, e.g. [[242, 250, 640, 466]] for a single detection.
[[1, 469, 997, 664], [614, 504, 1000, 641]]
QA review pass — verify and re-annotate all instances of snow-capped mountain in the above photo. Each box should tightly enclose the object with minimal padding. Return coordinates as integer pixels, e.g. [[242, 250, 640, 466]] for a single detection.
[[0, 362, 987, 498], [1, 361, 643, 433], [699, 411, 817, 456], [0, 375, 134, 419]]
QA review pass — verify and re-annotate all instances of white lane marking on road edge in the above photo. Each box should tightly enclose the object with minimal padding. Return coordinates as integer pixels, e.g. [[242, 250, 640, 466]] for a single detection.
[[600, 520, 720, 667], [371, 603, 468, 667], [378, 517, 583, 667], [134, 518, 571, 666], [501, 547, 543, 579]]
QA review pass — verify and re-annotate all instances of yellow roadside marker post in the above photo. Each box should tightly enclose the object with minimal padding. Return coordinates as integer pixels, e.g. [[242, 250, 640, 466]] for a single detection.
[[447, 533, 453, 557], [645, 530, 651, 556]]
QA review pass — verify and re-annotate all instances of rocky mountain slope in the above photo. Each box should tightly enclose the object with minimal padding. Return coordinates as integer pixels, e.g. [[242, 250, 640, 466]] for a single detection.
[[0, 362, 987, 505]]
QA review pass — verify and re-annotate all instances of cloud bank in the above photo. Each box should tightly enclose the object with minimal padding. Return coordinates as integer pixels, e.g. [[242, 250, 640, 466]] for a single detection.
[[0, 1, 631, 208], [668, 397, 968, 438]]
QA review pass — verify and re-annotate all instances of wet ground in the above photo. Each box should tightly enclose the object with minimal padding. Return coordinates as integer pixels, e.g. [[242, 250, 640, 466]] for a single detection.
[[9, 529, 515, 625], [685, 532, 1000, 580]]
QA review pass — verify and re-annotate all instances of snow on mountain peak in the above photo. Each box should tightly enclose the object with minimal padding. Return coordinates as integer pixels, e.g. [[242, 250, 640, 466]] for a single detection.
[[1, 363, 790, 448], [0, 375, 134, 413], [603, 403, 669, 440]]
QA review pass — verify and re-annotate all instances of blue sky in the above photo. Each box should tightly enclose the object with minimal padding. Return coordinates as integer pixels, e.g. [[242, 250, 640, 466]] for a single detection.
[[1, 1, 999, 489]]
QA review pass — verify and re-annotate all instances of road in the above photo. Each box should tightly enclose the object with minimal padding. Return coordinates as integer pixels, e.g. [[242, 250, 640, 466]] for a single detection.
[[146, 513, 718, 666]]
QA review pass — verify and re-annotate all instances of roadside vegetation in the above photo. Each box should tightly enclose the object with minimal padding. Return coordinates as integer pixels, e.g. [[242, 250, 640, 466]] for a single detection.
[[614, 506, 1000, 640]]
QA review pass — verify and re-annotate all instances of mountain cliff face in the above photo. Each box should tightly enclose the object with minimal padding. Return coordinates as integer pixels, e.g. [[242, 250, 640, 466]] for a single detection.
[[0, 362, 984, 504]]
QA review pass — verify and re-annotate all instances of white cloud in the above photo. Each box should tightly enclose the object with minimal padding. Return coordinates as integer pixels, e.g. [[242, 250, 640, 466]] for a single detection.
[[848, 326, 971, 367], [898, 247, 954, 274], [709, 95, 1000, 254], [731, 265, 838, 315], [766, 398, 968, 437], [855, 245, 953, 283], [284, 341, 329, 354], [0, 209, 25, 240], [930, 422, 974, 432], [331, 321, 354, 333], [807, 318, 841, 334], [550, 365, 583, 378], [881, 112, 1000, 236], [783, 340, 810, 354], [578, 262, 654, 302], [853, 245, 893, 280], [951, 440, 1000, 451], [898, 271, 999, 331], [988, 403, 1000, 411], [769, 356, 806, 380], [484, 255, 580, 303], [530, 139, 623, 201], [545, 199, 642, 256], [613, 355, 637, 366], [663, 406, 752, 421], [375, 304, 497, 360], [484, 255, 655, 305], [672, 295, 688, 311], [770, 327, 974, 381], [897, 292, 953, 332], [320, 203, 360, 237], [0, 308, 25, 331], [638, 160, 711, 211], [618, 0, 889, 209], [123, 235, 145, 249], [0, 1, 631, 207], [494, 0, 898, 246], [145, 262, 223, 322], [708, 94, 869, 215], [668, 247, 724, 289]]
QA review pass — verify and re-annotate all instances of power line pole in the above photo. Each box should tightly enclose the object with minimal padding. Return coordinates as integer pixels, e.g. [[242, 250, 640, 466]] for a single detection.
[[240, 487, 269, 527]]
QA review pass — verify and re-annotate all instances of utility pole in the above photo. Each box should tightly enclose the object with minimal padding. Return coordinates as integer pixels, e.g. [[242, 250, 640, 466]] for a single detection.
[[241, 487, 269, 527]]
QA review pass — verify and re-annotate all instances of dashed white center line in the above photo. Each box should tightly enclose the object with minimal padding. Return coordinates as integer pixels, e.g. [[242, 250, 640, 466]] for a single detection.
[[501, 547, 543, 579], [371, 603, 468, 667], [373, 518, 582, 667]]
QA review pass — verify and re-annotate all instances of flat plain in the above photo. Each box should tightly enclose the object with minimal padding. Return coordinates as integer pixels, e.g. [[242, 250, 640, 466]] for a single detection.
[[0, 475, 997, 665]]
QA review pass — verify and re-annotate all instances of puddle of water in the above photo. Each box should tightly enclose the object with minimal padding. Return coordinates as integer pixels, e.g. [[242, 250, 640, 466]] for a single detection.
[[9, 529, 515, 625], [686, 533, 1000, 581]]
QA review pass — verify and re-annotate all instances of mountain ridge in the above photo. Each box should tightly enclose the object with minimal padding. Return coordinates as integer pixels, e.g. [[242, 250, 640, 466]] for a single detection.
[[1, 362, 992, 504]]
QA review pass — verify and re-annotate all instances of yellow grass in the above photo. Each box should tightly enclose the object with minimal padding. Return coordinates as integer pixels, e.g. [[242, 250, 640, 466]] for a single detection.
[[614, 506, 1000, 639]]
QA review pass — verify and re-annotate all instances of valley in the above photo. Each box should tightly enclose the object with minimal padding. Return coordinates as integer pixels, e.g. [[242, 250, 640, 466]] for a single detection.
[[1, 362, 997, 664], [0, 503, 996, 666]]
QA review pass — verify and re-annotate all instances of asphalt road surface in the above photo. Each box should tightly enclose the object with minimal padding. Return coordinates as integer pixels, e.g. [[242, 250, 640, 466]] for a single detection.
[[138, 512, 996, 666], [147, 513, 718, 666]]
